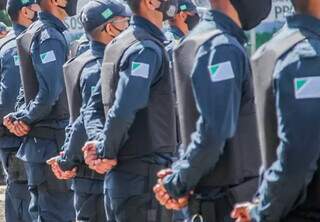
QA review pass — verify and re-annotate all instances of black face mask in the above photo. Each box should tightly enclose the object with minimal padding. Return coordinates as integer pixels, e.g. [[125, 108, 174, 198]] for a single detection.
[[230, 0, 272, 30], [185, 13, 199, 30], [102, 23, 126, 38], [31, 11, 38, 22], [29, 8, 38, 22], [58, 0, 78, 17], [157, 0, 178, 21]]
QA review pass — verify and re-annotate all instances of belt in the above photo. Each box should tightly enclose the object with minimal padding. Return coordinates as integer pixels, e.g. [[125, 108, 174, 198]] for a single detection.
[[77, 164, 105, 180]]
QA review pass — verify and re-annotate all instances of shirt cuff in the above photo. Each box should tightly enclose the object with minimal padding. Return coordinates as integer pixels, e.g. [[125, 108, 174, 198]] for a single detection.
[[19, 115, 33, 125], [249, 205, 260, 222], [57, 156, 78, 172], [162, 173, 188, 199]]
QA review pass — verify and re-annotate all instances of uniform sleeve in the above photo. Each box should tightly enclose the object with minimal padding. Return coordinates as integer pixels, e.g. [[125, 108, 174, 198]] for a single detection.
[[163, 44, 246, 198], [58, 61, 102, 170], [250, 55, 320, 222], [58, 116, 86, 171], [82, 80, 105, 141], [0, 51, 21, 123], [80, 61, 101, 109], [17, 38, 67, 124], [15, 86, 25, 112], [96, 43, 163, 159]]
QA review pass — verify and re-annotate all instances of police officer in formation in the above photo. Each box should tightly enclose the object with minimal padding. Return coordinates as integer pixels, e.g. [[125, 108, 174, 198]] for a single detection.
[[164, 0, 199, 54], [81, 0, 178, 220], [69, 33, 90, 58], [232, 0, 320, 221], [3, 0, 77, 221], [153, 0, 271, 221], [0, 0, 39, 221], [47, 1, 131, 221], [1, 0, 320, 221], [0, 22, 9, 39]]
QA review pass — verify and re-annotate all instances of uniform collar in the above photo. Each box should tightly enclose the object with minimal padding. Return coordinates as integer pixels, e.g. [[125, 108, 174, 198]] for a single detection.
[[38, 11, 67, 32], [13, 23, 27, 36], [287, 14, 320, 36], [204, 10, 247, 45], [169, 25, 185, 39], [90, 41, 105, 57], [131, 15, 167, 42]]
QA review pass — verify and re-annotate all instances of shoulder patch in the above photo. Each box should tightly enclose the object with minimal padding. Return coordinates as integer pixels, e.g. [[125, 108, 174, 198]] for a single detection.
[[40, 50, 56, 64], [294, 77, 320, 99], [40, 28, 66, 46], [91, 86, 96, 94], [131, 62, 149, 79], [208, 61, 235, 82], [14, 55, 20, 66]]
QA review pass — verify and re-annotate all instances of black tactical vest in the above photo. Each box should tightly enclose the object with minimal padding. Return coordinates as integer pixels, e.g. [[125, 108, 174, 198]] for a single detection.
[[16, 22, 69, 121], [69, 37, 89, 59], [63, 50, 105, 180], [0, 31, 15, 51], [100, 27, 176, 159], [63, 50, 102, 122], [251, 30, 306, 170], [251, 30, 320, 215], [174, 29, 260, 188]]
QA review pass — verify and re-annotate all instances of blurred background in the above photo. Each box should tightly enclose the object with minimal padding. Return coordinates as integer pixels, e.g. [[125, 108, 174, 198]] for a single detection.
[[0, 0, 293, 53]]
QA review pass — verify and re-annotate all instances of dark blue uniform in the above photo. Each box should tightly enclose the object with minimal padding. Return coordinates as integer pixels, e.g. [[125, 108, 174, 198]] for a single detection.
[[12, 12, 75, 222], [164, 26, 184, 59], [0, 22, 8, 34], [75, 34, 90, 56], [250, 14, 320, 222], [0, 23, 32, 222], [58, 41, 107, 222], [164, 25, 186, 222], [66, 33, 90, 58], [83, 16, 173, 222], [163, 10, 253, 220]]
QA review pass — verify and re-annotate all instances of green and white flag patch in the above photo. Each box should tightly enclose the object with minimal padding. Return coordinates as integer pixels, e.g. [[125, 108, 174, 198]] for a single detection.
[[294, 77, 320, 99], [91, 86, 96, 94], [40, 50, 56, 64], [102, 8, 113, 20], [180, 4, 187, 11], [14, 55, 20, 66], [131, 62, 149, 79], [208, 61, 235, 82]]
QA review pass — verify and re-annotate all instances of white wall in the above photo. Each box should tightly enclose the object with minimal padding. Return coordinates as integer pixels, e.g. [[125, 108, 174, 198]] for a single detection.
[[64, 0, 88, 33]]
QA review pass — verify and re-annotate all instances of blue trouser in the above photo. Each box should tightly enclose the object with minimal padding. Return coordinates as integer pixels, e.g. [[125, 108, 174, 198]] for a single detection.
[[104, 189, 116, 222], [104, 165, 172, 222], [5, 183, 32, 222], [0, 148, 32, 222], [185, 194, 235, 222], [17, 136, 75, 222], [74, 191, 106, 222], [72, 177, 107, 222], [24, 162, 75, 222]]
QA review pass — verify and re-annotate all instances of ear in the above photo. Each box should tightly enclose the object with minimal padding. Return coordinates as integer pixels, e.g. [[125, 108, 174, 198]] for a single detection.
[[51, 0, 60, 6], [146, 0, 160, 10], [144, 0, 154, 10], [21, 6, 30, 18], [180, 11, 188, 20], [105, 23, 112, 33]]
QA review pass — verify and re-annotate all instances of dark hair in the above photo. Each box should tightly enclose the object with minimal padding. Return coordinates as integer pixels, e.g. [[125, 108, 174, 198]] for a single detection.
[[7, 6, 20, 22], [126, 0, 140, 14]]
